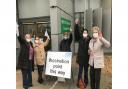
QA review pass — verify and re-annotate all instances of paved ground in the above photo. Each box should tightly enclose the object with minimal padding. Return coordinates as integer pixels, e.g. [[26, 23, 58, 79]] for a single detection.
[[16, 54, 112, 89]]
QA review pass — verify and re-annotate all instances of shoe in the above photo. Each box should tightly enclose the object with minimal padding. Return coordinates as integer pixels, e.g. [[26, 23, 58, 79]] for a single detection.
[[24, 87, 28, 89], [84, 84, 87, 88], [38, 80, 40, 83], [29, 84, 33, 87], [38, 79, 44, 84], [23, 86, 28, 89]]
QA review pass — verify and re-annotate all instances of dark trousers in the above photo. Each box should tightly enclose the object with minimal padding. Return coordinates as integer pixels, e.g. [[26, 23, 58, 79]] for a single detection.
[[78, 64, 89, 85], [21, 69, 32, 89], [37, 65, 44, 83], [90, 66, 101, 89]]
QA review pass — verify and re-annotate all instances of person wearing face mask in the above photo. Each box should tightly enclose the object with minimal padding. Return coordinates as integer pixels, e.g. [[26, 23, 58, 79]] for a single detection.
[[58, 31, 72, 82], [16, 26, 34, 89], [33, 36, 49, 84], [59, 32, 72, 52], [88, 26, 110, 89], [76, 29, 91, 88]]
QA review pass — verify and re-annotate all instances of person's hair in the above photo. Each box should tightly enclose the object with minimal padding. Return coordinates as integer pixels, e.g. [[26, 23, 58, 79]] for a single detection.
[[63, 32, 69, 36], [82, 28, 88, 33], [91, 26, 100, 33], [25, 34, 31, 38], [35, 36, 40, 39]]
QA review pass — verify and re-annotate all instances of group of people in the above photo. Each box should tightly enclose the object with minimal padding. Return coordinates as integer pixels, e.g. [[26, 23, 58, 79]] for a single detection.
[[75, 25, 110, 89], [16, 25, 50, 89], [16, 20, 110, 89]]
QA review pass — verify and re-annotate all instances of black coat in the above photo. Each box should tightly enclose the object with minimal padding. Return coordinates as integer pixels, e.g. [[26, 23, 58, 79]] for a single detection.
[[17, 36, 34, 71], [60, 33, 72, 52], [77, 36, 91, 65], [74, 24, 81, 42]]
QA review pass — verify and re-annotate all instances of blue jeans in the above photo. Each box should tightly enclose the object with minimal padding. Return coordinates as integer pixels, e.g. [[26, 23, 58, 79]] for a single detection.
[[21, 69, 32, 89]]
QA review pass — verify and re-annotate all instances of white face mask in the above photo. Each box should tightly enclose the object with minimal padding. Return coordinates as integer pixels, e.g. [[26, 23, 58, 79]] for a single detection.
[[93, 33, 99, 38], [35, 40, 39, 44], [64, 36, 68, 40], [64, 35, 68, 40], [83, 33, 88, 38], [26, 39, 31, 42]]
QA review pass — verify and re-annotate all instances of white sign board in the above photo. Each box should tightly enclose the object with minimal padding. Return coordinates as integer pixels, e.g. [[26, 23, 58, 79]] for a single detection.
[[45, 51, 72, 79]]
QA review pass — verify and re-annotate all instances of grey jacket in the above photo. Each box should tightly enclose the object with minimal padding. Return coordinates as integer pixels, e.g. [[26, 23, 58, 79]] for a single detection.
[[89, 37, 110, 68]]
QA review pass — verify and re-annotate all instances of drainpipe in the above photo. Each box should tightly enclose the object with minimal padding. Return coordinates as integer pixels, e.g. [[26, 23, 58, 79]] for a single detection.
[[16, 0, 19, 24], [72, 0, 75, 55]]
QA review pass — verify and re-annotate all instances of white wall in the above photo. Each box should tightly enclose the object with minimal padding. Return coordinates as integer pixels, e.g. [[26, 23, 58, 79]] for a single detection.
[[18, 0, 50, 18]]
